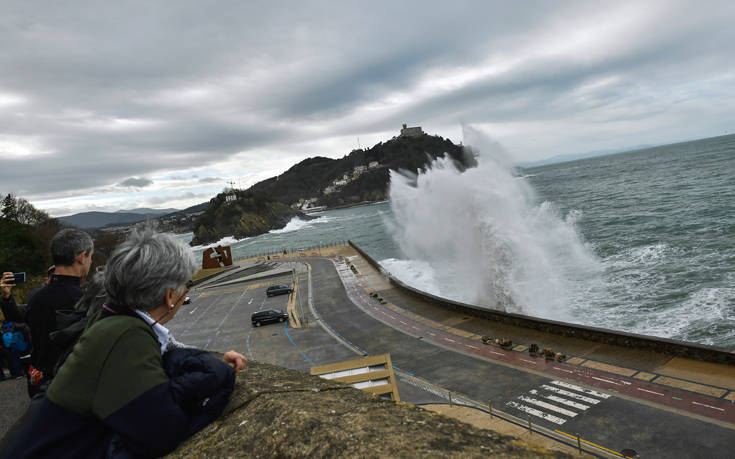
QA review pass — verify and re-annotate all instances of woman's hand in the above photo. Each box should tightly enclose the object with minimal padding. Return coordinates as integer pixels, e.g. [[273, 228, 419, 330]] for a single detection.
[[1, 272, 15, 300], [223, 350, 247, 372]]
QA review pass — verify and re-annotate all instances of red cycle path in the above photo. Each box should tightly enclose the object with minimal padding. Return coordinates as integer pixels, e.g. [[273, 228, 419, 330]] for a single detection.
[[333, 260, 735, 426]]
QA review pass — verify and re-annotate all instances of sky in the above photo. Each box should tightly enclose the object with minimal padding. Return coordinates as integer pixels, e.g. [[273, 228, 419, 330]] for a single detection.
[[1, 1, 734, 217]]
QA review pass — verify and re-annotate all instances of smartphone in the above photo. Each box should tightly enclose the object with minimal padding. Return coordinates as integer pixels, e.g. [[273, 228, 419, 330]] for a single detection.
[[12, 272, 26, 284]]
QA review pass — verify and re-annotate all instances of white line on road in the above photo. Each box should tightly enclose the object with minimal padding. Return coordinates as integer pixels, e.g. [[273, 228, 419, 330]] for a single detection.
[[692, 401, 725, 412], [189, 307, 198, 314], [551, 380, 611, 399], [520, 359, 537, 365], [248, 298, 253, 304], [466, 345, 479, 349], [591, 376, 624, 386], [428, 332, 436, 336], [637, 388, 664, 396], [488, 350, 504, 356], [517, 395, 578, 417], [541, 385, 602, 405], [553, 366, 573, 374], [506, 401, 566, 425], [530, 390, 590, 411], [444, 338, 456, 343], [399, 321, 407, 325]]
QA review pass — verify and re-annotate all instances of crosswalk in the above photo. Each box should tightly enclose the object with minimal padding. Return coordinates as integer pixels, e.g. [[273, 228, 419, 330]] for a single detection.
[[505, 380, 611, 425]]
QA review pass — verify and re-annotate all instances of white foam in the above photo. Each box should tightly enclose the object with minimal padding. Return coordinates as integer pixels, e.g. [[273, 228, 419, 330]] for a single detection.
[[190, 235, 246, 252], [269, 216, 331, 234], [386, 125, 600, 319]]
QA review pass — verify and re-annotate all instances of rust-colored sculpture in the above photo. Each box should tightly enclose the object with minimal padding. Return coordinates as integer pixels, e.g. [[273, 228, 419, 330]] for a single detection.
[[202, 245, 233, 269]]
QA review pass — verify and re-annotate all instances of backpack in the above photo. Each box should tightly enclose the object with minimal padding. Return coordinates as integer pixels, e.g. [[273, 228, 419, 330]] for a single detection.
[[2, 322, 29, 352], [48, 309, 89, 377]]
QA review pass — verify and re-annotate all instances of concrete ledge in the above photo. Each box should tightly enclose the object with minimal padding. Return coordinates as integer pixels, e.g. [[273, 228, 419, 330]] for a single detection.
[[348, 241, 735, 366]]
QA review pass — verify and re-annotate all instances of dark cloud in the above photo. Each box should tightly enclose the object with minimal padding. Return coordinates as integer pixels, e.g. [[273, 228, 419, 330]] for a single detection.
[[119, 177, 153, 187], [0, 1, 733, 212]]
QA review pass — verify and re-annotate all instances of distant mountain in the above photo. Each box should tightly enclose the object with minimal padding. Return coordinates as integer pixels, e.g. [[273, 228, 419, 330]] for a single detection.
[[59, 211, 152, 229], [114, 207, 179, 215]]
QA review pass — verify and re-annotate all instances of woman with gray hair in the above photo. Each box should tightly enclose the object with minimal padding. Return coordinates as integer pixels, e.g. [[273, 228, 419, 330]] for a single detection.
[[4, 227, 246, 457]]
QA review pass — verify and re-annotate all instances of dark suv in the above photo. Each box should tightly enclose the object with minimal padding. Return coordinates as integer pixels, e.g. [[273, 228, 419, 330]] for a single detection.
[[266, 284, 293, 297], [251, 309, 288, 327]]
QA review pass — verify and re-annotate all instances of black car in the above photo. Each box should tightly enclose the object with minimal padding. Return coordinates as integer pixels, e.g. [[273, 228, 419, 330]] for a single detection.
[[251, 309, 288, 327], [266, 284, 293, 297]]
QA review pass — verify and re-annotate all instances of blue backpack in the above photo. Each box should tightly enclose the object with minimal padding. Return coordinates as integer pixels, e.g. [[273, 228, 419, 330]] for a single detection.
[[2, 322, 29, 352]]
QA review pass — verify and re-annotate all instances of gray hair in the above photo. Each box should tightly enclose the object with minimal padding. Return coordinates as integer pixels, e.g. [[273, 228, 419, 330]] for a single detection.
[[75, 271, 107, 317], [51, 228, 94, 266], [104, 226, 197, 311]]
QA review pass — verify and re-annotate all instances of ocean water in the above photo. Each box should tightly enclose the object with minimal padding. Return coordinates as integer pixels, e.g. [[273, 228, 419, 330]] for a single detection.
[[188, 132, 735, 349]]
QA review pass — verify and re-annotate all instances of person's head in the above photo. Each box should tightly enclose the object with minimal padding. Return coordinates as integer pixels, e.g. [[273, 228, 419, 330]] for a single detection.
[[51, 229, 94, 277], [104, 226, 196, 314], [74, 271, 107, 317]]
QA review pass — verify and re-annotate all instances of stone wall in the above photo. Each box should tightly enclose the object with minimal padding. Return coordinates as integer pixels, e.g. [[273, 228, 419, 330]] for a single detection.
[[348, 241, 735, 365]]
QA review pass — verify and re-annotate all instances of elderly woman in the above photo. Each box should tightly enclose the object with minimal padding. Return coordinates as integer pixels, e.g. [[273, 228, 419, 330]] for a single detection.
[[4, 228, 246, 457]]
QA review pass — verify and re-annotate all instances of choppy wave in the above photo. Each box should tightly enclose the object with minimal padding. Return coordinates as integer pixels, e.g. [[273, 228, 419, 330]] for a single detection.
[[269, 216, 332, 234], [190, 235, 247, 252], [386, 125, 600, 319]]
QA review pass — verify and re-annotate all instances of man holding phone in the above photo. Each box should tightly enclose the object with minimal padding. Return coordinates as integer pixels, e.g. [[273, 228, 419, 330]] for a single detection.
[[1, 272, 29, 379], [26, 228, 94, 394]]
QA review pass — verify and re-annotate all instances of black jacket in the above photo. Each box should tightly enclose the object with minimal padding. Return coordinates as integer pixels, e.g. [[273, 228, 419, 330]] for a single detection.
[[26, 275, 83, 373]]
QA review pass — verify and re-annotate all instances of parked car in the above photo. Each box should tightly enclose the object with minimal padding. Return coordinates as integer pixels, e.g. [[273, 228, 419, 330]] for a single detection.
[[251, 309, 288, 327], [266, 284, 293, 297]]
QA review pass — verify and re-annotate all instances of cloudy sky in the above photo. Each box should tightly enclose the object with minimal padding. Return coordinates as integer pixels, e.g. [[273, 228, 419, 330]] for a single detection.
[[2, 1, 734, 216]]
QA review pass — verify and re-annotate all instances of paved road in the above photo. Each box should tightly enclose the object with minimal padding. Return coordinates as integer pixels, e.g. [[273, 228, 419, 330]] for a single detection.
[[171, 257, 735, 459]]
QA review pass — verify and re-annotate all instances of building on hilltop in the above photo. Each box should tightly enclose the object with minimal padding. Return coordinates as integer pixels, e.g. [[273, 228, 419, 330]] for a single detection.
[[400, 123, 424, 138]]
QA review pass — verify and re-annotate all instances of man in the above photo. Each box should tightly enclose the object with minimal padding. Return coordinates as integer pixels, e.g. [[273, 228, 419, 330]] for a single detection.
[[26, 228, 93, 390]]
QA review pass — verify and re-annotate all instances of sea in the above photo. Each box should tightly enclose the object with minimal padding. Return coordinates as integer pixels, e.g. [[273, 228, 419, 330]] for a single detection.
[[185, 130, 735, 350]]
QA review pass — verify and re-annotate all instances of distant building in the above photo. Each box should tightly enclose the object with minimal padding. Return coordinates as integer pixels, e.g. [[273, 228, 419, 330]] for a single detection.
[[368, 161, 379, 169], [324, 185, 336, 194], [400, 123, 424, 138], [354, 165, 367, 174]]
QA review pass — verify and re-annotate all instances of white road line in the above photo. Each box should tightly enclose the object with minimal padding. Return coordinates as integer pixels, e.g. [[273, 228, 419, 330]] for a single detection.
[[692, 401, 725, 412], [637, 388, 664, 396], [520, 359, 537, 365], [188, 307, 199, 314], [591, 376, 624, 386], [467, 345, 479, 349], [488, 350, 504, 356], [541, 385, 602, 405], [553, 366, 573, 374], [530, 390, 589, 410], [517, 396, 578, 417], [428, 332, 436, 336], [248, 298, 253, 304], [551, 380, 611, 399], [506, 401, 566, 425], [444, 338, 456, 343], [399, 321, 407, 325]]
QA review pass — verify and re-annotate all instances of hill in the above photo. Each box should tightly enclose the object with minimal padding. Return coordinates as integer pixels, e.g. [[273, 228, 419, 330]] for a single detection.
[[190, 190, 304, 245], [58, 211, 159, 229], [249, 131, 476, 208]]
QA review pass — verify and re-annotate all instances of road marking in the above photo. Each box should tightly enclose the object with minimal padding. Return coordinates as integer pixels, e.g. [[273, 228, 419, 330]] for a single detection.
[[592, 376, 626, 386], [551, 380, 611, 399], [444, 338, 456, 343], [692, 401, 725, 412], [553, 366, 573, 374], [466, 345, 479, 349], [531, 391, 590, 411], [488, 350, 504, 356], [248, 298, 253, 304], [189, 307, 198, 314], [506, 401, 566, 425], [428, 332, 436, 336], [520, 359, 537, 365], [637, 387, 664, 396], [517, 396, 578, 417], [399, 321, 407, 325], [541, 385, 602, 405]]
